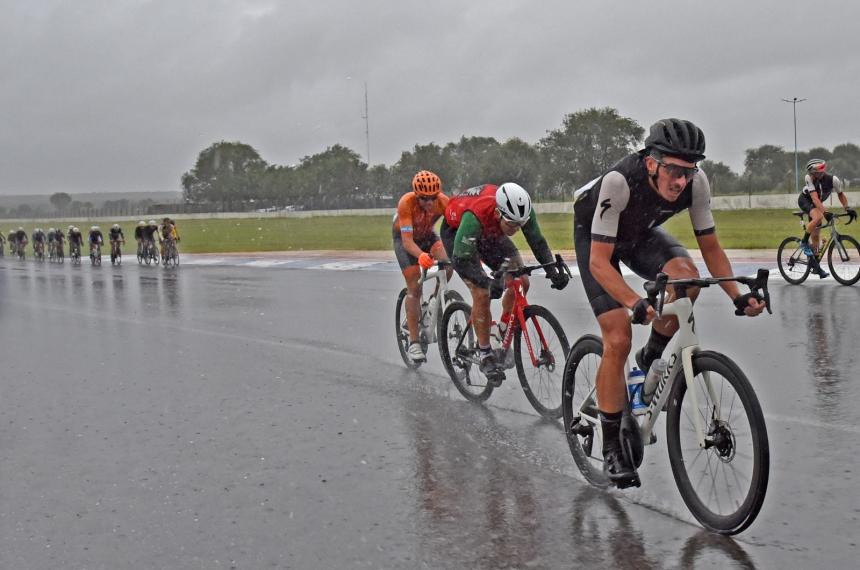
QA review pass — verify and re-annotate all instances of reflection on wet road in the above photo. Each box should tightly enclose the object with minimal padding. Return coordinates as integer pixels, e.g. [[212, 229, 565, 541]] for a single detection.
[[0, 258, 857, 568]]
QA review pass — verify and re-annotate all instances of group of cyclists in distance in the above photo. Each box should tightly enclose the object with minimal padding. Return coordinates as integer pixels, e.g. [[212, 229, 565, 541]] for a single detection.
[[1, 217, 180, 265], [393, 117, 856, 489]]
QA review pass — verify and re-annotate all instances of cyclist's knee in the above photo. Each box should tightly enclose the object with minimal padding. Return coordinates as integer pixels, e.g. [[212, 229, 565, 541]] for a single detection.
[[663, 256, 699, 279]]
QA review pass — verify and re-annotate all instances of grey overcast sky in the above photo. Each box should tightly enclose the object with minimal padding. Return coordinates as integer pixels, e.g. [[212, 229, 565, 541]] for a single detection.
[[1, 0, 858, 195]]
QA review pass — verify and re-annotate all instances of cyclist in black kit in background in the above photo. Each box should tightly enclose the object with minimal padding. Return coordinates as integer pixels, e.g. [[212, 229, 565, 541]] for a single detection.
[[798, 159, 856, 278], [572, 118, 766, 488]]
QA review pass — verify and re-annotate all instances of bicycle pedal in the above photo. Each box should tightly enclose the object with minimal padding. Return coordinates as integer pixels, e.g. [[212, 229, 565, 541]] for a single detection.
[[614, 473, 641, 490], [487, 371, 505, 387]]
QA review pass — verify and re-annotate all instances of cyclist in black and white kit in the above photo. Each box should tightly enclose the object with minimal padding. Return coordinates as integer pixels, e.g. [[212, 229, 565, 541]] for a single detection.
[[573, 118, 766, 488], [798, 159, 856, 277]]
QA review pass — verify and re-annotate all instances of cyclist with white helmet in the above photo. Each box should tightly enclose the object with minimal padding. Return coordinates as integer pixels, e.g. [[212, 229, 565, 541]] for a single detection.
[[88, 225, 104, 259], [572, 118, 766, 488], [393, 170, 452, 364], [798, 159, 856, 276], [441, 182, 568, 378]]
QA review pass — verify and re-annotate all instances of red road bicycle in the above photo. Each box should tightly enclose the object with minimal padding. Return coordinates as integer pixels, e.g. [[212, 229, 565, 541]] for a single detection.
[[439, 255, 571, 418]]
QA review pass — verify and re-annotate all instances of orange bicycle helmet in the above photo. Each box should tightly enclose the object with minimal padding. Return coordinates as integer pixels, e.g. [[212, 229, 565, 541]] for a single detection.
[[412, 170, 442, 197]]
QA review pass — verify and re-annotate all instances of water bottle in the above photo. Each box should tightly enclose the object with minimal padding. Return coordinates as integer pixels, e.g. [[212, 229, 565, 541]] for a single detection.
[[642, 358, 668, 405], [627, 367, 647, 415], [422, 298, 438, 343]]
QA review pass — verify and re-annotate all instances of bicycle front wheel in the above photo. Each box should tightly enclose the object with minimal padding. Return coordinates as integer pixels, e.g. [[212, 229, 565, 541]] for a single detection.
[[514, 304, 569, 419], [438, 300, 494, 402], [777, 236, 811, 284], [562, 334, 611, 488], [666, 351, 769, 535], [395, 288, 421, 370], [827, 234, 860, 285]]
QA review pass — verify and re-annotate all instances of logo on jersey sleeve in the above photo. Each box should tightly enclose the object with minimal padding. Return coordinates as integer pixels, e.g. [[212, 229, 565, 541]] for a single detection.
[[599, 199, 612, 220]]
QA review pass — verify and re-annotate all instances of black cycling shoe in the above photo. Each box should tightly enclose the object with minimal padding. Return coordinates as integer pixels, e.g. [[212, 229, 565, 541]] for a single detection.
[[480, 352, 505, 387], [634, 346, 649, 374], [603, 447, 641, 489]]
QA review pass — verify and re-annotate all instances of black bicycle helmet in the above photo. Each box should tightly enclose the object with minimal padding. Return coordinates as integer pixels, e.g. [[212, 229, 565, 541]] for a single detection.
[[644, 118, 706, 162]]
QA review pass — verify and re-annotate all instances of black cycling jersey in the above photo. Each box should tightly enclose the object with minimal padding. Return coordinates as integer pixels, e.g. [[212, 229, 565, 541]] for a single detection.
[[801, 173, 843, 202], [573, 152, 715, 244], [109, 228, 124, 240], [88, 231, 103, 244], [134, 227, 144, 240], [573, 152, 715, 317], [142, 226, 158, 240], [15, 230, 27, 242], [32, 232, 46, 243], [69, 231, 83, 245]]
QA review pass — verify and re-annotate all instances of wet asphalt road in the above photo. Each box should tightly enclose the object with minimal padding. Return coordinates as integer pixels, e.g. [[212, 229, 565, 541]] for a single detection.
[[0, 256, 858, 569]]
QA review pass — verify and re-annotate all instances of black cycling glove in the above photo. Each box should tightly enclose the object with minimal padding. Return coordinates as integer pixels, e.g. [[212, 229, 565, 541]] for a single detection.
[[631, 298, 651, 324], [733, 292, 762, 316], [548, 270, 569, 290]]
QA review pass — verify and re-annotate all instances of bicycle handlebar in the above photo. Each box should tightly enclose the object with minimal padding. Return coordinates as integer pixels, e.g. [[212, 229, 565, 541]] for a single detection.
[[492, 254, 572, 280], [643, 268, 772, 317]]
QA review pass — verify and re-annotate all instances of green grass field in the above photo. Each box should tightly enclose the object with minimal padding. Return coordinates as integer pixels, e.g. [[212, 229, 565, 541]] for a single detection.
[[0, 209, 828, 253]]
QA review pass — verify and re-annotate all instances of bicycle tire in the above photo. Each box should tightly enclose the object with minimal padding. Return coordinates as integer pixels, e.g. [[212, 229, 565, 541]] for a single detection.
[[514, 304, 569, 419], [776, 236, 811, 284], [562, 334, 611, 488], [666, 351, 769, 535], [438, 300, 494, 402], [395, 288, 422, 369], [827, 234, 860, 285]]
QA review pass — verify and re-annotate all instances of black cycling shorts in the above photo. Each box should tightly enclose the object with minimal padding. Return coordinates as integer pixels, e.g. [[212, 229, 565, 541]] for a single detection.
[[440, 221, 522, 288], [392, 228, 441, 271], [797, 193, 817, 215], [574, 223, 691, 317]]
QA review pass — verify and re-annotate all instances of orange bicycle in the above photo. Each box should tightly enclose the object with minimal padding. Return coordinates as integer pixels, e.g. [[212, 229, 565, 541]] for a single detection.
[[439, 255, 571, 418]]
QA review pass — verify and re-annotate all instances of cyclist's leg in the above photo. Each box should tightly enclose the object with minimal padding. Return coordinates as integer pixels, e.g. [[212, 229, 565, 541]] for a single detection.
[[393, 230, 425, 344], [575, 225, 638, 483], [807, 209, 824, 251], [442, 221, 496, 368], [478, 236, 524, 326]]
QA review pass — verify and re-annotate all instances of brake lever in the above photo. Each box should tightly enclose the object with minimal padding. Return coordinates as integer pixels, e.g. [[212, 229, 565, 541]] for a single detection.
[[555, 253, 573, 278]]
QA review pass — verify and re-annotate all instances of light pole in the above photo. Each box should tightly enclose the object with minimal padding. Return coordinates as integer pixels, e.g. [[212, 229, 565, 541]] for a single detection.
[[781, 97, 806, 194]]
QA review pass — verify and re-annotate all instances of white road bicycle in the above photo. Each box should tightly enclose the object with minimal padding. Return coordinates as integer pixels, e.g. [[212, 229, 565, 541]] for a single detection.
[[562, 270, 772, 535], [395, 260, 462, 369]]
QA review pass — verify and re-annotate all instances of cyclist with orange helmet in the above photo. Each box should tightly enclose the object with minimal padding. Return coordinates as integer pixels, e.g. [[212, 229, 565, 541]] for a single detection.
[[393, 170, 452, 363], [798, 159, 855, 277]]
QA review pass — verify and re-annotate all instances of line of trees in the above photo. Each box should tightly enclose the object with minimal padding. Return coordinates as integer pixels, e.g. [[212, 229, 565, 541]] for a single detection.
[[0, 192, 163, 219], [181, 107, 860, 211]]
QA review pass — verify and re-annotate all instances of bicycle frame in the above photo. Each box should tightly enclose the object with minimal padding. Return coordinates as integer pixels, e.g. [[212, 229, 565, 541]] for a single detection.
[[416, 263, 452, 343], [496, 276, 552, 368], [576, 278, 770, 452]]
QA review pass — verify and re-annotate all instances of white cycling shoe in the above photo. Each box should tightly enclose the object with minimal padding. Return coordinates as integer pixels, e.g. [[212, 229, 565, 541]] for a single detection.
[[407, 342, 426, 363]]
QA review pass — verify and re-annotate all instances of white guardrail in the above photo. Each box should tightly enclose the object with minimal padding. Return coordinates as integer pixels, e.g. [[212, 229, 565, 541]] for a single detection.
[[5, 191, 858, 223]]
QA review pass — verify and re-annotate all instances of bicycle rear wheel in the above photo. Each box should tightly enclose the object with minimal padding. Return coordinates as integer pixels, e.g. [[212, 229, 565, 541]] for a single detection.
[[514, 304, 569, 419], [777, 236, 811, 284], [827, 234, 860, 285], [666, 351, 769, 535], [438, 301, 494, 402], [395, 288, 422, 369], [562, 334, 611, 488]]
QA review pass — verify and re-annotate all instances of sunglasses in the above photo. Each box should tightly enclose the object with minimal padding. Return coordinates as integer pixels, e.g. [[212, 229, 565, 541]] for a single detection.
[[655, 159, 699, 181], [498, 210, 527, 227], [417, 195, 436, 202]]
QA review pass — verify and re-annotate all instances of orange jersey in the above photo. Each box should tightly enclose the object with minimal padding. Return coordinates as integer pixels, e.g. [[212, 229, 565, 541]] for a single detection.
[[393, 192, 449, 240]]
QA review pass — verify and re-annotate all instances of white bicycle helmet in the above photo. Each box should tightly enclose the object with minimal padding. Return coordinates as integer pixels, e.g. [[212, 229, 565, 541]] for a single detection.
[[495, 183, 532, 224], [91, 226, 99, 231]]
